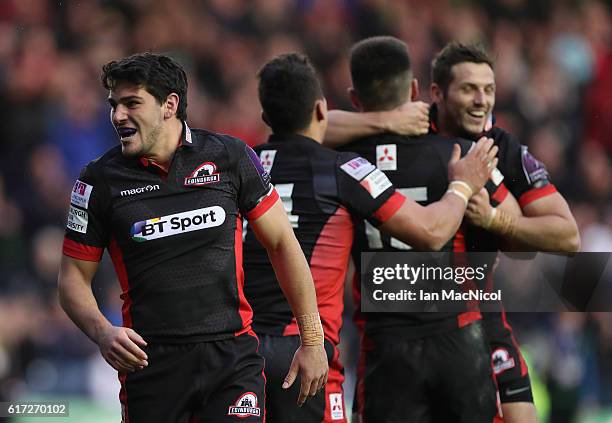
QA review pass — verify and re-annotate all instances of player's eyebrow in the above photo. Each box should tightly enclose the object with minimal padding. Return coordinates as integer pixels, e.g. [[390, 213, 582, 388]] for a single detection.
[[460, 82, 496, 89], [107, 95, 143, 107]]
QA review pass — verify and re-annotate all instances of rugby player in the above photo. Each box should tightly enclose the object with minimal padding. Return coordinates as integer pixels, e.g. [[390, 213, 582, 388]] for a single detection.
[[430, 42, 580, 423], [57, 52, 328, 422]]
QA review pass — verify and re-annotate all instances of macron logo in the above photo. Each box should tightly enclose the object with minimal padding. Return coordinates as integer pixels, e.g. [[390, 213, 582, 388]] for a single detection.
[[120, 184, 160, 197]]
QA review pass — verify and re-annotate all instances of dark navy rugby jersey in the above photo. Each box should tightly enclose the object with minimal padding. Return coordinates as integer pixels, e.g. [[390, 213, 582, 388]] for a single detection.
[[430, 106, 557, 352], [339, 133, 505, 339], [63, 124, 278, 342], [243, 134, 405, 346], [468, 126, 556, 359]]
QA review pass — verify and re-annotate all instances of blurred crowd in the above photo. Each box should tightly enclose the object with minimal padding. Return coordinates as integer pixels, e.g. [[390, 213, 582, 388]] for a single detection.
[[0, 0, 610, 421]]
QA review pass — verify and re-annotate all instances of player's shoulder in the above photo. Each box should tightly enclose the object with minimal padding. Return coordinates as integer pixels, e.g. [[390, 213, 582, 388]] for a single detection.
[[79, 145, 122, 179], [189, 128, 255, 165], [190, 128, 246, 150], [486, 126, 517, 146]]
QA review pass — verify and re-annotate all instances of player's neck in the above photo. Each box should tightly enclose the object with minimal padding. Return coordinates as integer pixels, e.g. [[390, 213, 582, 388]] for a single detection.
[[297, 123, 324, 144], [435, 112, 459, 139], [144, 119, 183, 166]]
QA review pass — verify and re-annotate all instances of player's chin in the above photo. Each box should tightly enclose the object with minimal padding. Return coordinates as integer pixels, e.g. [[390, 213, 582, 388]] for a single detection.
[[120, 141, 142, 158], [462, 120, 486, 137]]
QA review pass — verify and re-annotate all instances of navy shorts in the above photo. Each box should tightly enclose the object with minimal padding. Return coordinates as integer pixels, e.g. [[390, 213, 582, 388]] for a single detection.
[[119, 331, 265, 423], [355, 321, 497, 423]]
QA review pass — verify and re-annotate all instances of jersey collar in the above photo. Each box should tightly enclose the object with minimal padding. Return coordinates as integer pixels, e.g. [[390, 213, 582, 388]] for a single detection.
[[267, 133, 319, 146], [138, 121, 193, 173]]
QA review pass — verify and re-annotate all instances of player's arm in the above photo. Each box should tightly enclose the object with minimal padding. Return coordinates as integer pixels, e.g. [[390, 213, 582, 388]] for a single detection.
[[58, 255, 148, 372], [467, 131, 580, 252], [380, 138, 498, 250], [324, 101, 430, 148], [248, 199, 328, 406], [466, 189, 580, 252]]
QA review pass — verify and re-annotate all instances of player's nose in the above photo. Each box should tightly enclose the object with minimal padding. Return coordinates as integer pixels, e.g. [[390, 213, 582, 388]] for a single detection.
[[112, 105, 129, 125]]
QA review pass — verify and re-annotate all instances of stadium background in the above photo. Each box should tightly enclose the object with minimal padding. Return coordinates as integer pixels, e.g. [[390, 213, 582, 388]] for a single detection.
[[0, 0, 611, 421]]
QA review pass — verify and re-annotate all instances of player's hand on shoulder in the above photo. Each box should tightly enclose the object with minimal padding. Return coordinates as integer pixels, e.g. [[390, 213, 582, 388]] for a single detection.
[[282, 344, 329, 407], [448, 136, 498, 194], [97, 325, 149, 373], [387, 101, 430, 136]]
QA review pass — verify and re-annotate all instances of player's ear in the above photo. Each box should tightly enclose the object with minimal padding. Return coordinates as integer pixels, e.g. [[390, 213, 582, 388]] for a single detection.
[[261, 111, 271, 127], [164, 93, 179, 119], [314, 98, 327, 122], [431, 83, 443, 103], [411, 78, 419, 101], [348, 87, 363, 111]]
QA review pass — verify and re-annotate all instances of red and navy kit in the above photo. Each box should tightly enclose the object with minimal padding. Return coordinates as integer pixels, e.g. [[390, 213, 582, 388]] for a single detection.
[[243, 133, 404, 423], [432, 105, 555, 406], [63, 124, 277, 341], [63, 123, 276, 422], [480, 126, 555, 404], [340, 133, 499, 423]]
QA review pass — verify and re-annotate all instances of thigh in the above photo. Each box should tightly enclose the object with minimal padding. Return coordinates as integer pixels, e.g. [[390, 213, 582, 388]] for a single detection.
[[198, 333, 266, 423], [432, 322, 498, 423], [361, 334, 431, 423], [258, 334, 329, 423], [122, 343, 201, 423]]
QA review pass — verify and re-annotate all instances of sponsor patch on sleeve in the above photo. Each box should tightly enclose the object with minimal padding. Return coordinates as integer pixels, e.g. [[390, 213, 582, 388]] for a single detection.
[[246, 145, 271, 187], [340, 156, 376, 180], [259, 150, 277, 173], [360, 168, 392, 199], [67, 205, 89, 233], [521, 146, 550, 188], [71, 180, 93, 209]]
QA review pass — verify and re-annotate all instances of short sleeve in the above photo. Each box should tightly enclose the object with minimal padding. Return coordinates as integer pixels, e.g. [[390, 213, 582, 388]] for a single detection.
[[492, 128, 557, 208], [336, 152, 405, 226], [237, 144, 279, 220], [63, 164, 111, 261]]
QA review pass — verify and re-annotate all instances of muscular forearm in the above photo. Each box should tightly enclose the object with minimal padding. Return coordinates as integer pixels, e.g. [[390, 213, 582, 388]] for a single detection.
[[324, 110, 387, 148], [267, 234, 319, 316], [421, 192, 469, 250], [505, 214, 580, 252], [382, 192, 467, 251], [58, 270, 111, 344]]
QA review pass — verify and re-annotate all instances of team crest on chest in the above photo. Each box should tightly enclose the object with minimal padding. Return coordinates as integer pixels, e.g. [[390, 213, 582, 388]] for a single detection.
[[184, 161, 220, 186]]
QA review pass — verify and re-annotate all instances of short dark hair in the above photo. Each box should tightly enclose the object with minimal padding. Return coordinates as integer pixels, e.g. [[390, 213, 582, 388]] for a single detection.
[[101, 52, 188, 120], [431, 42, 494, 93], [349, 36, 412, 111], [257, 53, 323, 134]]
